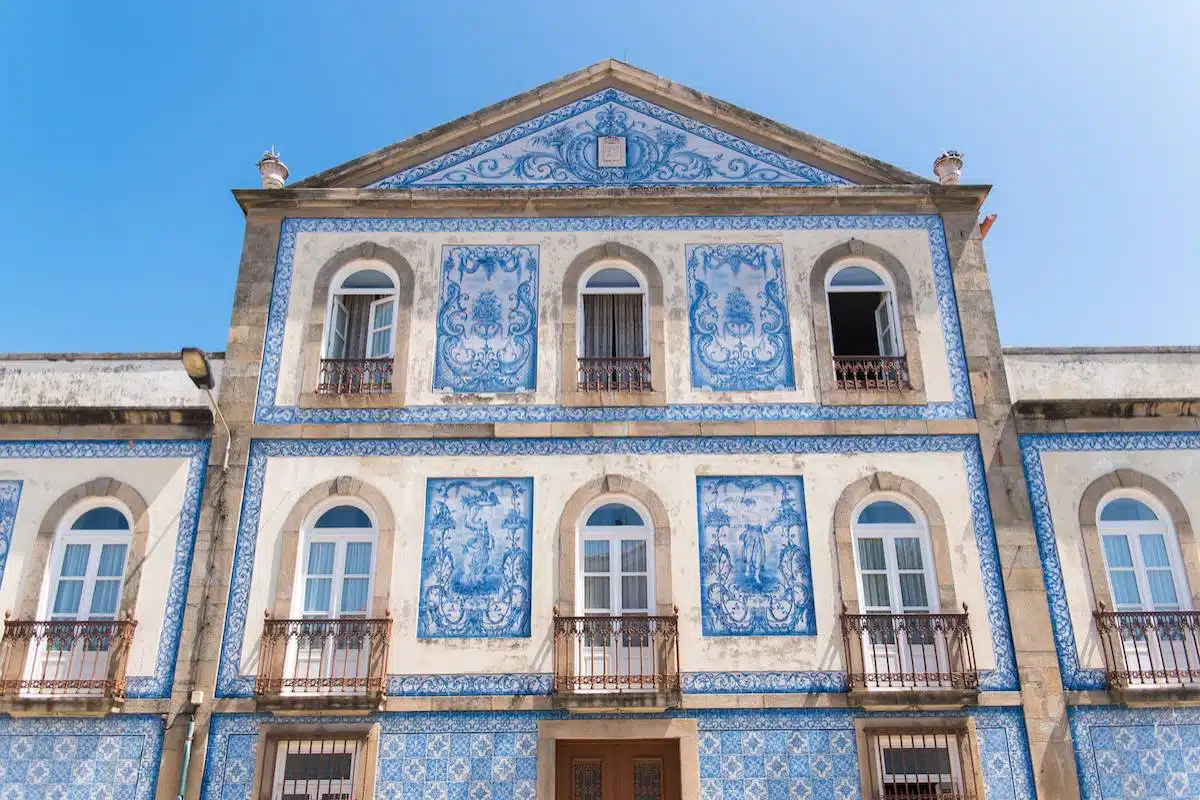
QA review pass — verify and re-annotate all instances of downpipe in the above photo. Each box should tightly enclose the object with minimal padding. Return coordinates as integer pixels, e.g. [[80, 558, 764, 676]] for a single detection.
[[177, 713, 195, 800]]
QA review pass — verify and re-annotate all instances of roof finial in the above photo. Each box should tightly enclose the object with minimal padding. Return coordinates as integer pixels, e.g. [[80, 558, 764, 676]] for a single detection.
[[257, 147, 289, 190], [933, 150, 963, 186]]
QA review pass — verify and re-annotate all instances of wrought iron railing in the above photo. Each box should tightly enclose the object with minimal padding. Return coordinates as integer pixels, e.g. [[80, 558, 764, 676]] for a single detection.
[[553, 611, 680, 694], [842, 607, 978, 692], [256, 614, 391, 698], [317, 358, 394, 395], [577, 356, 653, 393], [0, 614, 137, 698], [833, 356, 910, 392], [1094, 606, 1200, 688]]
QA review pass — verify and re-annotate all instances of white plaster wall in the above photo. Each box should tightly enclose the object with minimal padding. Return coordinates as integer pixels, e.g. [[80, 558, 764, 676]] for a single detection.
[[0, 357, 222, 408], [1038, 450, 1200, 671], [275, 228, 952, 407], [1005, 348, 1200, 402], [0, 457, 195, 678], [239, 451, 994, 677]]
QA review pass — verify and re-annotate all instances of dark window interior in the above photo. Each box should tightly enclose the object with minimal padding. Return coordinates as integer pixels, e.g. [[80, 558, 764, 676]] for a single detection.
[[829, 291, 883, 356]]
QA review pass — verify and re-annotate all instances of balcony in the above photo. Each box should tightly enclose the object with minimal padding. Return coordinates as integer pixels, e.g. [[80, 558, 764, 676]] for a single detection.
[[0, 615, 136, 702], [552, 612, 680, 709], [256, 614, 391, 708], [842, 607, 979, 705], [317, 358, 393, 396], [577, 356, 653, 393], [1094, 606, 1200, 695], [833, 356, 910, 392]]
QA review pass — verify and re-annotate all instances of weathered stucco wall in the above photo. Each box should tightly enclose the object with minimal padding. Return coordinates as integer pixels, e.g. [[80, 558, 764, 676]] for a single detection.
[[0, 355, 223, 408], [1004, 347, 1200, 403]]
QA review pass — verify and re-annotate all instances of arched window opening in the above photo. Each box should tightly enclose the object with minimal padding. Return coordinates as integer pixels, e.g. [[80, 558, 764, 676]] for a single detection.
[[319, 265, 399, 395], [827, 264, 909, 391], [50, 504, 133, 624], [578, 263, 651, 392], [299, 504, 377, 620]]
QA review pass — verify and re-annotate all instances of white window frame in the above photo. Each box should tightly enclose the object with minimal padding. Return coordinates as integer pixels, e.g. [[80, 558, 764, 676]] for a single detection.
[[850, 495, 939, 616], [270, 738, 367, 800], [1097, 491, 1190, 614], [322, 262, 401, 361], [576, 261, 650, 360], [40, 500, 134, 622], [293, 502, 379, 621], [825, 261, 904, 358], [575, 497, 656, 616]]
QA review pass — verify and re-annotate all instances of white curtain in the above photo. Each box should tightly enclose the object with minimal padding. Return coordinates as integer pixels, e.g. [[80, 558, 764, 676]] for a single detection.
[[582, 294, 644, 358]]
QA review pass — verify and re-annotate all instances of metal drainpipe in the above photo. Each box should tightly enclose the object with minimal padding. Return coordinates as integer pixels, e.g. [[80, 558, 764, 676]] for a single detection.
[[177, 714, 195, 800]]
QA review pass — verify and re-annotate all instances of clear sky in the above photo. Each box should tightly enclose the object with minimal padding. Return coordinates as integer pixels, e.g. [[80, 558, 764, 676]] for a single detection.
[[1, 2, 1197, 353]]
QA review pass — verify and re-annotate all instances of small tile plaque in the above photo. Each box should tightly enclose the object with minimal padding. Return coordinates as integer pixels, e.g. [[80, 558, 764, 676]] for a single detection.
[[597, 135, 627, 167]]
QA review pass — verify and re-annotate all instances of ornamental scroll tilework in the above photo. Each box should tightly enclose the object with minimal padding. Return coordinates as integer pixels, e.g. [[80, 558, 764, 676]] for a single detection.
[[0, 481, 23, 592], [434, 245, 539, 393], [697, 475, 815, 636], [417, 477, 534, 638], [372, 89, 851, 189], [1070, 706, 1200, 800], [687, 243, 794, 391]]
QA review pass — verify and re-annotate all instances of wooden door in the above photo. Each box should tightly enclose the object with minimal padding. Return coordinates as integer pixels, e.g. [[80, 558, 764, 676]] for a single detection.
[[556, 739, 681, 800]]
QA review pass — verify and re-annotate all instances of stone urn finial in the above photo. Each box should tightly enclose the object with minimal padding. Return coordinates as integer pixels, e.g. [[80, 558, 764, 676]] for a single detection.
[[257, 148, 289, 189], [933, 150, 964, 185]]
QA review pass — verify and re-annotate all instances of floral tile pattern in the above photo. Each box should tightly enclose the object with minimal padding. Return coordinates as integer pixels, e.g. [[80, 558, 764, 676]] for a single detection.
[[1071, 706, 1200, 799]]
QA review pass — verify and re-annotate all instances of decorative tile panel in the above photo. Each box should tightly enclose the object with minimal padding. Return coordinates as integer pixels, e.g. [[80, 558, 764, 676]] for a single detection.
[[1018, 432, 1200, 691], [217, 435, 1016, 696], [254, 214, 972, 424], [0, 480, 23, 592], [686, 244, 794, 391], [697, 476, 813, 635], [0, 440, 208, 699], [434, 246, 539, 393], [372, 89, 851, 189], [1071, 705, 1200, 800]]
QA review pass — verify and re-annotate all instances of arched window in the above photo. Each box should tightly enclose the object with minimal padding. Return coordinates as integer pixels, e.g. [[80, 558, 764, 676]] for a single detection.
[[48, 503, 133, 623], [320, 264, 399, 394], [298, 503, 377, 620], [1098, 494, 1188, 613], [851, 499, 936, 617], [826, 264, 903, 359], [577, 263, 651, 392]]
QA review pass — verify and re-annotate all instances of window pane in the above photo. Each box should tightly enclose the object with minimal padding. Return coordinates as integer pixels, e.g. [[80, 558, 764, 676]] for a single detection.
[[857, 538, 886, 571], [1147, 570, 1179, 606], [894, 538, 924, 571], [584, 576, 610, 610], [344, 542, 372, 576], [307, 542, 335, 575], [372, 300, 394, 328], [60, 543, 90, 578], [622, 576, 649, 611], [621, 540, 648, 573], [71, 507, 130, 530], [830, 265, 885, 288], [1109, 570, 1141, 606], [340, 577, 370, 615], [52, 580, 83, 615], [370, 329, 391, 356], [862, 574, 891, 608], [1100, 498, 1158, 522], [583, 540, 610, 573], [1103, 535, 1134, 569], [1140, 534, 1170, 568], [90, 579, 121, 616], [857, 501, 915, 525], [314, 506, 372, 529], [304, 578, 332, 614], [899, 574, 929, 609], [882, 747, 952, 777], [340, 269, 394, 290], [283, 751, 354, 781], [586, 504, 644, 527], [97, 544, 128, 578], [585, 267, 640, 289]]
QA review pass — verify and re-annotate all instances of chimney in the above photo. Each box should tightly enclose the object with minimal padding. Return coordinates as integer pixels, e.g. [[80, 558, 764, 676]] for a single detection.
[[933, 151, 963, 185], [257, 149, 289, 189]]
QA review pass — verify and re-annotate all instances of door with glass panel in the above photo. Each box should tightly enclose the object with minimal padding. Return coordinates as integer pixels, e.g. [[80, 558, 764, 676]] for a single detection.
[[1099, 496, 1195, 685], [578, 503, 655, 691], [293, 505, 375, 694], [852, 500, 941, 688]]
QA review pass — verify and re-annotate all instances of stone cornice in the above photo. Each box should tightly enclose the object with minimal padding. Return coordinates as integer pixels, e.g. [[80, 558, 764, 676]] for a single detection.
[[1014, 398, 1200, 421]]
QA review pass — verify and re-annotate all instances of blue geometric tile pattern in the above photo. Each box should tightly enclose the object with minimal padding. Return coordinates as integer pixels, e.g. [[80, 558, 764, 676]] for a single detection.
[[417, 477, 534, 638], [1070, 705, 1200, 800], [0, 440, 208, 699], [0, 714, 164, 800], [216, 434, 1017, 696], [697, 476, 814, 635], [686, 244, 795, 391], [371, 89, 852, 189], [1017, 432, 1200, 691], [252, 214, 973, 424], [434, 246, 540, 393], [0, 480, 23, 592]]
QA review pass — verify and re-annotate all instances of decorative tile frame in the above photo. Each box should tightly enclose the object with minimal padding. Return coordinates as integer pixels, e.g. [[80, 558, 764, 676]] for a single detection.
[[372, 88, 852, 189], [253, 214, 973, 424], [216, 434, 1016, 696], [686, 244, 795, 391], [0, 440, 208, 699], [417, 477, 534, 638], [0, 713, 165, 800], [1018, 432, 1200, 691], [1069, 705, 1200, 800], [0, 480, 23, 591], [697, 476, 814, 636]]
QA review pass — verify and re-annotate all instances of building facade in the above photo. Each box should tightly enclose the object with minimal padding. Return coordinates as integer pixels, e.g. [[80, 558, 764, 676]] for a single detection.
[[1, 61, 1198, 799]]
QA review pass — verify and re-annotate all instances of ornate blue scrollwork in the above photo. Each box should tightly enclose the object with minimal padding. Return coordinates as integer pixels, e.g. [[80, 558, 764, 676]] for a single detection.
[[434, 246, 539, 393], [687, 244, 795, 391], [697, 475, 815, 636], [417, 477, 534, 638]]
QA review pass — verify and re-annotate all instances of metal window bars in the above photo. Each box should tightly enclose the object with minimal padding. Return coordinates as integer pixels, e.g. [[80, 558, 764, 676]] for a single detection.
[[865, 728, 979, 800]]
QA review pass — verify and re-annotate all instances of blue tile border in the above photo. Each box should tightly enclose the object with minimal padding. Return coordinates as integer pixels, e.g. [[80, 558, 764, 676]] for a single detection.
[[1018, 432, 1200, 691], [253, 214, 974, 424], [0, 440, 209, 699], [0, 480, 24, 592], [216, 434, 1016, 696]]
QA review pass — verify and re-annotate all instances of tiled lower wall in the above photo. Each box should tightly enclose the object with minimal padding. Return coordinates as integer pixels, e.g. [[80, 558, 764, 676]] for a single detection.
[[1071, 705, 1200, 800], [202, 707, 1034, 800], [0, 714, 164, 800]]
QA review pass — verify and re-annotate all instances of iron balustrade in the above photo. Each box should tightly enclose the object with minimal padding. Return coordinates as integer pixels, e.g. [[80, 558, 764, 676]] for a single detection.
[[256, 614, 391, 698], [0, 614, 136, 699], [316, 358, 394, 395], [842, 606, 979, 692], [553, 612, 680, 694], [1093, 605, 1200, 688], [833, 356, 910, 392], [577, 356, 653, 393]]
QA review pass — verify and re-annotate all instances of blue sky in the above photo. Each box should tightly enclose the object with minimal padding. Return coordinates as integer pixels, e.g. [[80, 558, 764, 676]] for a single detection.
[[1, 2, 1197, 353]]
